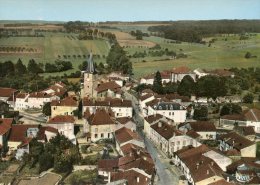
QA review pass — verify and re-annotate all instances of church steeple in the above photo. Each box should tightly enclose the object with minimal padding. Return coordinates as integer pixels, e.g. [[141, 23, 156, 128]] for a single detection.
[[86, 52, 95, 73]]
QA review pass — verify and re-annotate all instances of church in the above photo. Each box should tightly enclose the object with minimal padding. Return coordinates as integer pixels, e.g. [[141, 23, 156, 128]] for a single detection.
[[81, 52, 122, 99]]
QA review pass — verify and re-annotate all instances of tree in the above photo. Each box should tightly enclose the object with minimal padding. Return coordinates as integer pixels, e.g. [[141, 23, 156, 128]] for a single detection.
[[245, 52, 252, 59], [177, 75, 195, 96], [220, 103, 242, 116], [243, 93, 254, 103], [15, 58, 27, 75], [39, 152, 54, 173], [106, 43, 132, 75], [153, 71, 163, 94], [196, 76, 227, 99], [28, 59, 43, 74], [42, 102, 51, 116], [54, 154, 73, 173], [193, 106, 208, 120]]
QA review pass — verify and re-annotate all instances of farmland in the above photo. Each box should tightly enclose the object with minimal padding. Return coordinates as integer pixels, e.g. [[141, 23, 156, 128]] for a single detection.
[[0, 32, 110, 76]]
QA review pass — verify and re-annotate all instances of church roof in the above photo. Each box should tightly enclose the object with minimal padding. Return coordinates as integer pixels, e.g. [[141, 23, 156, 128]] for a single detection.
[[85, 52, 95, 73]]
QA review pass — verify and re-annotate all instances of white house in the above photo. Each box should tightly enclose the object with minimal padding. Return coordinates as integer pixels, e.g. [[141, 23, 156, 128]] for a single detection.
[[115, 117, 136, 131], [15, 93, 29, 110], [179, 121, 217, 140], [147, 101, 187, 123], [170, 66, 196, 83], [28, 92, 59, 109], [82, 98, 133, 118], [47, 115, 76, 144]]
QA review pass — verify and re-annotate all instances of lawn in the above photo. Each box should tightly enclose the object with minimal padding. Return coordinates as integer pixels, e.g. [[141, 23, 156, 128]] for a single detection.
[[64, 169, 97, 185], [17, 173, 61, 185]]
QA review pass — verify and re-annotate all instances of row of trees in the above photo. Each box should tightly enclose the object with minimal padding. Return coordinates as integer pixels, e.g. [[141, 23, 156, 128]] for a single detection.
[[0, 58, 73, 77], [78, 29, 116, 43], [130, 30, 149, 40], [148, 20, 260, 43]]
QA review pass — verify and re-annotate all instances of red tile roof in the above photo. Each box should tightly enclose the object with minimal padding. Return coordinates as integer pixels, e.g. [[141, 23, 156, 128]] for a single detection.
[[87, 109, 114, 125], [189, 121, 217, 132], [0, 118, 13, 135], [115, 127, 142, 144], [139, 94, 154, 101], [221, 114, 246, 121], [151, 121, 182, 140], [51, 96, 78, 107], [116, 117, 134, 125], [48, 115, 75, 123], [96, 81, 121, 93], [16, 93, 29, 99], [219, 132, 254, 150], [98, 159, 119, 171], [144, 114, 163, 124], [186, 130, 201, 139], [110, 169, 151, 185], [244, 108, 260, 122], [29, 92, 52, 98], [83, 97, 132, 107], [0, 87, 17, 97]]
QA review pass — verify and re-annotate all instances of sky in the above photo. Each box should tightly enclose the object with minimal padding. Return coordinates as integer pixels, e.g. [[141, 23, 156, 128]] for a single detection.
[[0, 0, 260, 22]]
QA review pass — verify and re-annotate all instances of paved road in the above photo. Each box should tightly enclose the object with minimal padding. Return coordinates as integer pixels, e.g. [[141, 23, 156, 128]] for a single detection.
[[123, 90, 180, 185]]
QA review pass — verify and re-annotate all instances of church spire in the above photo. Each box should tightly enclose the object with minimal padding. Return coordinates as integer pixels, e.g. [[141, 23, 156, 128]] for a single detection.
[[86, 51, 95, 73]]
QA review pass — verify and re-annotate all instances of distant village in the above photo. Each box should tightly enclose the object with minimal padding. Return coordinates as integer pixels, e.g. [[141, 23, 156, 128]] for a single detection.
[[1, 54, 260, 185]]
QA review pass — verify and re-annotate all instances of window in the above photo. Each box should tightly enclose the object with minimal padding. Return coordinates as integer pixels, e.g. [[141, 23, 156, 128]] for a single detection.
[[177, 141, 180, 145], [183, 141, 186, 145], [101, 133, 104, 138], [95, 128, 98, 133], [108, 133, 110, 138], [171, 142, 175, 146], [169, 112, 171, 116], [95, 134, 98, 138]]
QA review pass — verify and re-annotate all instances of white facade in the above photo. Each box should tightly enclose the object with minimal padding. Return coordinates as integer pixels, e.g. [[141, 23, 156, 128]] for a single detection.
[[111, 106, 133, 118], [139, 96, 155, 115], [15, 94, 29, 110], [140, 78, 154, 85], [147, 106, 187, 123], [246, 121, 260, 133], [28, 96, 59, 109], [170, 73, 196, 83], [47, 122, 74, 140]]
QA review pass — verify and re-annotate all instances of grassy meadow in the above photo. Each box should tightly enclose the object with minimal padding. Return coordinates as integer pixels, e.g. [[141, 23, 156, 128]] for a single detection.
[[128, 34, 260, 78]]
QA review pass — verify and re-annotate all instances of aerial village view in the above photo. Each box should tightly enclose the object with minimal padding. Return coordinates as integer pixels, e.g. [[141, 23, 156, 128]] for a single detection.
[[0, 0, 260, 185]]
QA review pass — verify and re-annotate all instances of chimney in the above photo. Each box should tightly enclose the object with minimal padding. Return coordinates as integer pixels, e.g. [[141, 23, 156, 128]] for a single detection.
[[227, 177, 230, 182], [232, 140, 235, 146], [137, 149, 140, 155], [158, 122, 162, 127], [207, 170, 209, 175], [196, 163, 199, 169], [1, 115, 4, 119], [136, 177, 140, 183], [211, 161, 214, 166]]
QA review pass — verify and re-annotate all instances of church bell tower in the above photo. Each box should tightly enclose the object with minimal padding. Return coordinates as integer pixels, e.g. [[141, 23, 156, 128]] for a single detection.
[[83, 52, 96, 98]]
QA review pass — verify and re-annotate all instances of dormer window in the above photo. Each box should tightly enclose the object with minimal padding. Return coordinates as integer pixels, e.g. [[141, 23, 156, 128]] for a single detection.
[[159, 106, 162, 110]]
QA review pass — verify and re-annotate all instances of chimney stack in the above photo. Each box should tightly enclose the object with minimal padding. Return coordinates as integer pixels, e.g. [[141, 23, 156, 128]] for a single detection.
[[136, 177, 140, 183], [158, 122, 162, 128], [227, 177, 230, 182], [207, 170, 209, 175], [1, 115, 4, 119]]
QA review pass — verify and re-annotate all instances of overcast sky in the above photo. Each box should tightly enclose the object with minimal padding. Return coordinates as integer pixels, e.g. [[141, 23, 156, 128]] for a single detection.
[[0, 0, 260, 22]]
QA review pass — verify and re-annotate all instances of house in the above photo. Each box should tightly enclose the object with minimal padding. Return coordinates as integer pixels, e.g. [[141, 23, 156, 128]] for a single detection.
[[219, 132, 256, 158], [220, 108, 260, 134], [174, 145, 231, 185], [42, 82, 67, 98], [84, 109, 116, 142], [226, 157, 260, 184], [171, 66, 196, 83], [179, 121, 217, 140], [114, 127, 144, 155], [0, 87, 18, 103], [82, 98, 133, 118], [146, 100, 187, 123], [194, 68, 209, 79], [0, 118, 14, 155], [96, 81, 122, 99], [236, 126, 256, 141], [27, 92, 59, 109], [115, 117, 136, 131], [143, 114, 164, 138], [107, 71, 130, 82], [140, 70, 171, 85], [8, 124, 58, 159], [139, 93, 155, 115], [51, 96, 78, 117], [47, 115, 76, 144], [15, 93, 29, 110], [244, 108, 260, 133], [99, 150, 154, 185]]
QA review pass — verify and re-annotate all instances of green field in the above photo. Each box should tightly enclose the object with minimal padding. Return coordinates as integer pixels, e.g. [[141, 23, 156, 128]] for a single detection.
[[128, 34, 260, 78], [0, 32, 110, 76]]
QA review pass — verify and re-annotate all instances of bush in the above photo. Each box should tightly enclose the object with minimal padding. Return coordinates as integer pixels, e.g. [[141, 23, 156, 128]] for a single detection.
[[243, 93, 254, 103]]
